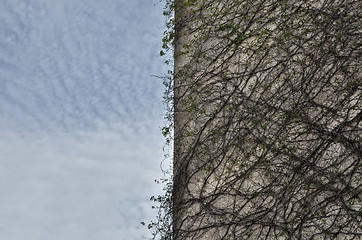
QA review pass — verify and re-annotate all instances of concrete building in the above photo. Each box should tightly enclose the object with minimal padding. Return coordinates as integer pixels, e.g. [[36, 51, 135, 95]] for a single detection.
[[173, 0, 361, 239]]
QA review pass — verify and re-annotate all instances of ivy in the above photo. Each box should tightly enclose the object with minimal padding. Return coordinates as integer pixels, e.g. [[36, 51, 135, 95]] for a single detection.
[[146, 0, 362, 239]]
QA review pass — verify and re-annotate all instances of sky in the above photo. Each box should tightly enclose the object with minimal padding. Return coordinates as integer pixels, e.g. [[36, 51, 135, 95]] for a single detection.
[[0, 0, 169, 239]]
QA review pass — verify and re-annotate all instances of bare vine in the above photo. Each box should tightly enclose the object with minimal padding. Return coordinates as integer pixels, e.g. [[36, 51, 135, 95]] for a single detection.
[[150, 0, 361, 239]]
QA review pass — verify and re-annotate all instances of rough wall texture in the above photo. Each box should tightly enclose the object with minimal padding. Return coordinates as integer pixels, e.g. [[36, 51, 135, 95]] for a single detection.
[[173, 0, 361, 239]]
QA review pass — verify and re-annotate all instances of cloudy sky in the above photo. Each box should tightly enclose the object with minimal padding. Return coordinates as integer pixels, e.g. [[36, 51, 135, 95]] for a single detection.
[[0, 0, 169, 239]]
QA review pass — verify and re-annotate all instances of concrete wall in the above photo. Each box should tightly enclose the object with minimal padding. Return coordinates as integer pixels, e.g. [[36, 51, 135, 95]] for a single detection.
[[173, 1, 361, 239]]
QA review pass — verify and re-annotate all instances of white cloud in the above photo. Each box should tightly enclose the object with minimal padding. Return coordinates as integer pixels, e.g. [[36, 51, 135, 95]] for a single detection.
[[0, 0, 169, 239], [0, 0, 165, 133], [0, 130, 165, 240]]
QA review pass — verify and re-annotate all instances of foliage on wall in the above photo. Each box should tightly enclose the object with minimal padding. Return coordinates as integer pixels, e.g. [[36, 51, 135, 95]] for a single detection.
[[148, 0, 361, 239]]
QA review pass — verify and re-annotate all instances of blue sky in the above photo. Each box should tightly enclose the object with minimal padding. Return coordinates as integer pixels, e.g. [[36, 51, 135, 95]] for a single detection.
[[0, 0, 168, 239]]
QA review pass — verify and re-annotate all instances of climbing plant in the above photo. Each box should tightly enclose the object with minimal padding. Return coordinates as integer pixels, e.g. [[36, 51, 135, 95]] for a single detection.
[[148, 0, 361, 239]]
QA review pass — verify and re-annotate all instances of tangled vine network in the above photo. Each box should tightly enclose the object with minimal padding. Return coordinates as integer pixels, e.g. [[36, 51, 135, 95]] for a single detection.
[[149, 0, 361, 239]]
